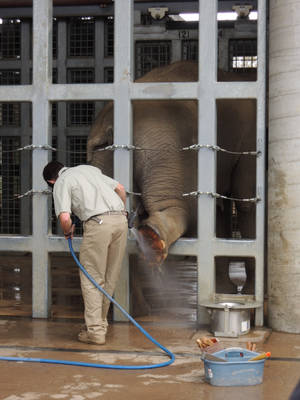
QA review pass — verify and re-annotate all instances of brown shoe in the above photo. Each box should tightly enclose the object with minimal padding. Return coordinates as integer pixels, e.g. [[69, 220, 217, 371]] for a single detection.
[[78, 330, 106, 345]]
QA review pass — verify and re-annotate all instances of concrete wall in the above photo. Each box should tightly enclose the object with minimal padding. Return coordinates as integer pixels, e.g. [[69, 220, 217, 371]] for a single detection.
[[268, 0, 300, 332]]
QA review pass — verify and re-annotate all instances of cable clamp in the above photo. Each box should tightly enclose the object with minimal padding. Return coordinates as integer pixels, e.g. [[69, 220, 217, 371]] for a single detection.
[[17, 144, 56, 152], [182, 190, 261, 202], [95, 144, 141, 152], [15, 189, 52, 199], [182, 144, 260, 156]]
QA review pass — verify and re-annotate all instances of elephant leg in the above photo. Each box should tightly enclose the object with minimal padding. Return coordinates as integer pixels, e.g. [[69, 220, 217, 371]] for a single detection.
[[236, 203, 256, 239], [131, 264, 152, 317], [216, 199, 233, 238], [232, 156, 256, 239], [137, 207, 189, 267]]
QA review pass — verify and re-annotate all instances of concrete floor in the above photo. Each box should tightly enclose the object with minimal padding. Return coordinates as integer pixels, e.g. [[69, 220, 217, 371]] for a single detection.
[[0, 318, 299, 400]]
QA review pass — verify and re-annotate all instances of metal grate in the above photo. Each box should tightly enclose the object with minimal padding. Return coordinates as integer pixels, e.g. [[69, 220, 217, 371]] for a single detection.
[[67, 136, 87, 166], [135, 41, 171, 79], [67, 102, 95, 126], [182, 40, 198, 61], [67, 69, 95, 127], [52, 68, 57, 84], [53, 19, 57, 59], [0, 19, 21, 60], [52, 103, 57, 127], [51, 254, 84, 319], [52, 69, 58, 127], [51, 136, 57, 234], [0, 137, 21, 234], [104, 17, 114, 57], [68, 17, 95, 57], [67, 68, 94, 83], [229, 39, 257, 72], [67, 136, 87, 235], [0, 70, 21, 85], [0, 103, 21, 126], [104, 67, 113, 83]]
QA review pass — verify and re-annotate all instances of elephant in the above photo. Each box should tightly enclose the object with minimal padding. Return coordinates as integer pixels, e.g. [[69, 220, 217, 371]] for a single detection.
[[87, 61, 257, 268]]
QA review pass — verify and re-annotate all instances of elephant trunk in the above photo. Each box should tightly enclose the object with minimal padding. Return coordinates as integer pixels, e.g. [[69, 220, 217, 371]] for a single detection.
[[133, 103, 197, 266], [141, 207, 189, 249]]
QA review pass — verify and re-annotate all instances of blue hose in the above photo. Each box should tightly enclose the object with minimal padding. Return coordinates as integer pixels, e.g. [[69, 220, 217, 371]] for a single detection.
[[0, 238, 175, 370]]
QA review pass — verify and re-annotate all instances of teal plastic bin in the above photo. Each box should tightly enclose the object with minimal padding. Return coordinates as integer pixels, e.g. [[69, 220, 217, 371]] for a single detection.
[[203, 347, 265, 386]]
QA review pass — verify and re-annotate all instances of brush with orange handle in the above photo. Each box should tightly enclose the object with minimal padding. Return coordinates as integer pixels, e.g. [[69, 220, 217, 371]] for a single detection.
[[249, 352, 271, 361]]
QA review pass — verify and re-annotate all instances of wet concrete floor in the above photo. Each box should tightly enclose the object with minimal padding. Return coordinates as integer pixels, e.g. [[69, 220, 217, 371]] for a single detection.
[[0, 318, 299, 400]]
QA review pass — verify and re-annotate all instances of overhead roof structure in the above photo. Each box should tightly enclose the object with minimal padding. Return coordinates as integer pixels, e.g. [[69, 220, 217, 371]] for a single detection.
[[0, 0, 258, 11]]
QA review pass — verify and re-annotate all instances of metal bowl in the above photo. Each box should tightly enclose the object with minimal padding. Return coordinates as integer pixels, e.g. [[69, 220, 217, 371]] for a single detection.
[[217, 302, 244, 308]]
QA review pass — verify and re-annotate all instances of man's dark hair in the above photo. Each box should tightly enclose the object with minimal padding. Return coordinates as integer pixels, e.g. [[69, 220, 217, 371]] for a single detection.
[[43, 161, 64, 183]]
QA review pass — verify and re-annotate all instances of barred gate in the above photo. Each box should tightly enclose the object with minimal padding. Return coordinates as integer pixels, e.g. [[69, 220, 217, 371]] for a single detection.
[[0, 0, 266, 325]]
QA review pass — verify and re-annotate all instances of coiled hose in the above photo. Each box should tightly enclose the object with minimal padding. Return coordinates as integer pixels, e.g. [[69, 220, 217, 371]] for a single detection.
[[0, 238, 175, 370]]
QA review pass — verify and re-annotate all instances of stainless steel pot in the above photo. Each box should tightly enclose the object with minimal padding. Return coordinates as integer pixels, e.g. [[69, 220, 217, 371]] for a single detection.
[[207, 302, 251, 337]]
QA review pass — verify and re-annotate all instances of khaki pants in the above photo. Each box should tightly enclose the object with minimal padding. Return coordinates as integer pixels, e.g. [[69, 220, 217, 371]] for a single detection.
[[79, 214, 128, 336]]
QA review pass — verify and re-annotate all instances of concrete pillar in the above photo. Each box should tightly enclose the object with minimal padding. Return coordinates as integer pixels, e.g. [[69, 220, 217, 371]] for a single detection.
[[268, 0, 300, 332]]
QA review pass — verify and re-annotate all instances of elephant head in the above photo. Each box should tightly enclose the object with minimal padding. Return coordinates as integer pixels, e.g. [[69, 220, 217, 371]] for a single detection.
[[88, 101, 114, 177]]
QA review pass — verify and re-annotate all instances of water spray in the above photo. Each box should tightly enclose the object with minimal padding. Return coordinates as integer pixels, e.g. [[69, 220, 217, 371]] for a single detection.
[[0, 238, 175, 370]]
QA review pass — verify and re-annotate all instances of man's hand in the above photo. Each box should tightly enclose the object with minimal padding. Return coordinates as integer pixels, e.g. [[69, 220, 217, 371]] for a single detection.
[[64, 224, 75, 240], [59, 212, 75, 240], [114, 183, 127, 206]]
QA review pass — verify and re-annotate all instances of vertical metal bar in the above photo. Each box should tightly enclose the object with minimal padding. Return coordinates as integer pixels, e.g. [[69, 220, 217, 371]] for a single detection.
[[20, 22, 31, 235], [94, 19, 105, 118], [31, 0, 52, 318], [197, 0, 218, 324], [254, 0, 266, 326], [112, 0, 133, 321], [21, 21, 31, 85], [57, 20, 68, 169], [95, 19, 105, 84], [57, 20, 67, 84], [171, 39, 181, 62], [56, 18, 67, 211]]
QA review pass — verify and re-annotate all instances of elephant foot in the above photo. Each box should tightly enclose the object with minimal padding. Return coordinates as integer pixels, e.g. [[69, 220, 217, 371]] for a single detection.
[[136, 225, 167, 268]]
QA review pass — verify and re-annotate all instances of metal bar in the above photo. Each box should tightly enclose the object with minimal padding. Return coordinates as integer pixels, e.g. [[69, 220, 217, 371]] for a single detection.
[[197, 0, 218, 324], [254, 0, 267, 326], [57, 20, 67, 84], [212, 239, 259, 257], [0, 236, 33, 252], [94, 19, 105, 84], [0, 6, 114, 18], [213, 81, 258, 99], [48, 81, 200, 101], [48, 236, 81, 252], [20, 20, 32, 236], [112, 0, 133, 321], [0, 86, 33, 101], [47, 81, 259, 102], [130, 81, 198, 99], [31, 0, 52, 318], [47, 83, 114, 101]]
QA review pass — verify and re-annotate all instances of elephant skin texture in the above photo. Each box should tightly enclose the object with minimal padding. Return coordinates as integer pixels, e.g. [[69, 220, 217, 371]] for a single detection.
[[87, 61, 256, 268]]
